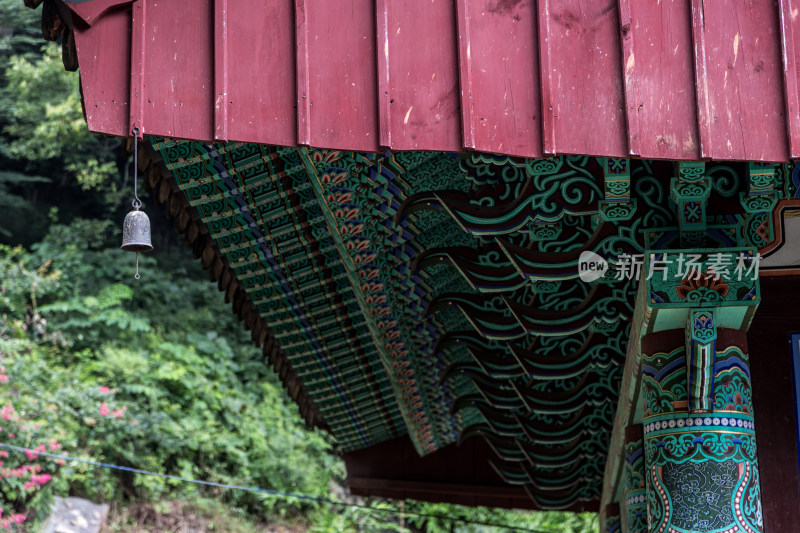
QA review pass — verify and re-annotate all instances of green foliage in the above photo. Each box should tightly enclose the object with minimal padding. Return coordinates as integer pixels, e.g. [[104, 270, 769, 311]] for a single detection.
[[0, 45, 124, 199], [0, 222, 339, 525], [406, 502, 597, 533], [0, 172, 49, 237], [308, 502, 406, 533], [0, 0, 41, 70], [0, 1, 127, 246]]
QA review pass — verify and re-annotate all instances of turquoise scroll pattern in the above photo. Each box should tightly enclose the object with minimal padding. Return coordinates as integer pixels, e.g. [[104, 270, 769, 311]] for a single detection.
[[606, 515, 621, 533], [641, 339, 762, 533], [624, 433, 647, 533], [605, 503, 622, 533]]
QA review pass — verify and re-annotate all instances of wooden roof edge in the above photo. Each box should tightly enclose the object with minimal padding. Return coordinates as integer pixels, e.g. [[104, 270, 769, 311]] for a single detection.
[[132, 137, 328, 432], [27, 0, 79, 71]]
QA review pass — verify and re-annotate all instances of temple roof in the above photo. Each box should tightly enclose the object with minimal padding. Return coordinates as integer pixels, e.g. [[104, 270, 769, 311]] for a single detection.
[[38, 0, 800, 162], [24, 0, 800, 512]]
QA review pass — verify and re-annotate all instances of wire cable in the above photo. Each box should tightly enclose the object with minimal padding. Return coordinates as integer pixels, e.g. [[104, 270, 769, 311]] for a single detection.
[[0, 442, 559, 533]]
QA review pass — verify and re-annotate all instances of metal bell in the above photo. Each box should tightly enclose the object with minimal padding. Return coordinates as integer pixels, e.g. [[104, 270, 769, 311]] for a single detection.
[[121, 208, 153, 253]]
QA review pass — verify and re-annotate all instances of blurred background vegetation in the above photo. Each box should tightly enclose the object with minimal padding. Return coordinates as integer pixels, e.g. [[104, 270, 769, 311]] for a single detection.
[[0, 1, 596, 531]]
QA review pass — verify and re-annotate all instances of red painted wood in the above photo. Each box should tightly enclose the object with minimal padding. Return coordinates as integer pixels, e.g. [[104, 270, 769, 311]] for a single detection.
[[68, 0, 800, 161], [295, 0, 378, 152], [378, 0, 461, 151], [693, 0, 788, 162], [65, 0, 133, 26], [72, 6, 130, 137], [214, 0, 296, 145], [779, 0, 800, 158], [455, 0, 542, 158], [214, 0, 227, 141], [134, 0, 215, 141], [619, 0, 700, 160], [129, 0, 145, 137], [538, 0, 627, 158]]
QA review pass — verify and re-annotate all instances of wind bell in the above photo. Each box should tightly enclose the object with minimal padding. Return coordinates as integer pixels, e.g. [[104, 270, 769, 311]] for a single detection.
[[121, 126, 153, 279]]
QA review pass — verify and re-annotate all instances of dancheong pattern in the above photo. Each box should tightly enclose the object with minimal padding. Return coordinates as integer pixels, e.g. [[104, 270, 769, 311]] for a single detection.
[[641, 337, 762, 533], [624, 426, 647, 533], [149, 138, 794, 510]]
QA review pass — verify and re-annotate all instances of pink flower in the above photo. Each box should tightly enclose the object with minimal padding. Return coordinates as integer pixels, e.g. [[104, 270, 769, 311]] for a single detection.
[[25, 449, 38, 461], [112, 407, 127, 418], [0, 376, 8, 383], [99, 402, 109, 416], [99, 386, 110, 394], [49, 442, 60, 451], [0, 452, 7, 458], [31, 474, 50, 485], [23, 482, 33, 491]]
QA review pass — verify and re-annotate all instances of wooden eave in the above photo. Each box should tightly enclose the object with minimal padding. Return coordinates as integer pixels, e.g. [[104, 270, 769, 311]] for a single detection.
[[30, 0, 800, 162]]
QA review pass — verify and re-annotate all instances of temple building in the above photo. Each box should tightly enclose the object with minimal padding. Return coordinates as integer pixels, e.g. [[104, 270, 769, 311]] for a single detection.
[[23, 0, 800, 531]]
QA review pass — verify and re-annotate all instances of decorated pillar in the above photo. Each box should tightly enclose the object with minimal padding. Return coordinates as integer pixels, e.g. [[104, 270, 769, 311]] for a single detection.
[[606, 503, 622, 533], [623, 424, 647, 533], [641, 326, 761, 533]]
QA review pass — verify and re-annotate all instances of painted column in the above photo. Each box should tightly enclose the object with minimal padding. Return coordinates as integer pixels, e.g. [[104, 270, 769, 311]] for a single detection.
[[641, 326, 762, 533], [606, 503, 622, 533], [623, 424, 647, 533]]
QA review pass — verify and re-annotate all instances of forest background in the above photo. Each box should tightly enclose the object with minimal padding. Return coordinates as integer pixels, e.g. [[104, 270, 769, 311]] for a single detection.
[[0, 2, 596, 531]]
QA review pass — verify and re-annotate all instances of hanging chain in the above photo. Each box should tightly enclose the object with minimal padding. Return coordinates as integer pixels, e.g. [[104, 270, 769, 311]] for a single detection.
[[132, 126, 141, 210], [132, 125, 141, 280]]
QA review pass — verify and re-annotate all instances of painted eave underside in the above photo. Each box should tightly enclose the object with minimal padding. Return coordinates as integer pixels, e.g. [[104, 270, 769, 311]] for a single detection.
[[130, 136, 800, 510], [143, 140, 642, 510]]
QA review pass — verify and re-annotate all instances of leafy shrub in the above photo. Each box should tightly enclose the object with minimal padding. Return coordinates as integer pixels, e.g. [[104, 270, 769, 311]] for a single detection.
[[0, 222, 340, 526]]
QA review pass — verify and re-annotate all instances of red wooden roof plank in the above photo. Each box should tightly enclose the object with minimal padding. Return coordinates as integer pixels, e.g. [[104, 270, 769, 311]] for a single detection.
[[64, 0, 133, 26], [132, 0, 215, 141], [537, 0, 628, 158], [377, 0, 390, 148], [455, 0, 543, 158], [295, 0, 378, 152], [779, 0, 800, 158], [129, 0, 145, 137], [537, 0, 556, 155], [620, 0, 700, 160], [295, 0, 311, 146], [213, 0, 227, 141], [217, 0, 296, 145], [455, 0, 475, 152], [378, 0, 462, 151], [689, 0, 712, 160], [72, 6, 130, 137], [695, 0, 789, 162]]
